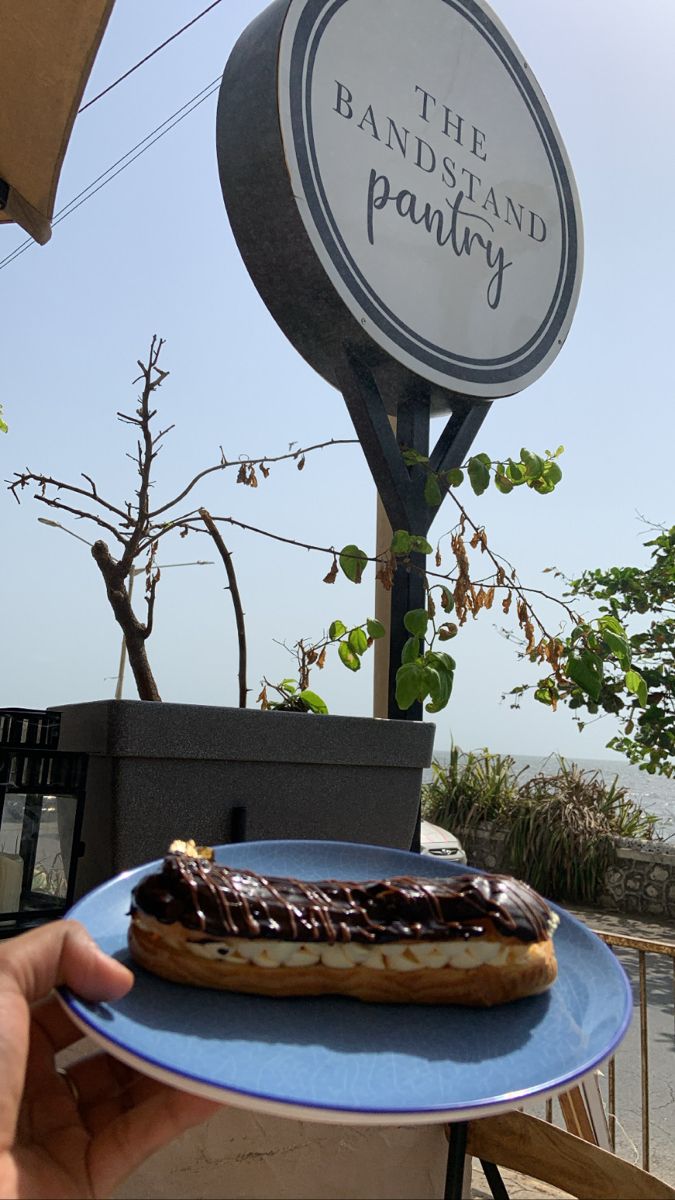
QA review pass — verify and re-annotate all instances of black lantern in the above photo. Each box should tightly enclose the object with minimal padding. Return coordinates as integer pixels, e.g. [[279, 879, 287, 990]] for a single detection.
[[0, 709, 87, 938]]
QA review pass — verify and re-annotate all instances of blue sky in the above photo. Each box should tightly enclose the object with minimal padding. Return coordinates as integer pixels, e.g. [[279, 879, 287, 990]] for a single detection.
[[2, 0, 674, 763]]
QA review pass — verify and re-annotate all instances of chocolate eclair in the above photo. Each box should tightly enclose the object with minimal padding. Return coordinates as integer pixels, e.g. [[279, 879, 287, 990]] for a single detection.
[[128, 849, 558, 1006]]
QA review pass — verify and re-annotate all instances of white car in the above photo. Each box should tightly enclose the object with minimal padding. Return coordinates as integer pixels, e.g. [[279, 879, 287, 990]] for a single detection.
[[420, 820, 467, 863]]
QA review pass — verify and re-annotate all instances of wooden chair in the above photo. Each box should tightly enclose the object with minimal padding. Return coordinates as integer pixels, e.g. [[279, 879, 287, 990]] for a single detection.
[[465, 1109, 675, 1199]]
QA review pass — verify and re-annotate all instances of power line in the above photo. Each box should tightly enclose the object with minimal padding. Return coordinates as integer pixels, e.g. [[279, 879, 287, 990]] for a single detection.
[[0, 77, 221, 273], [78, 0, 224, 114], [54, 82, 220, 226]]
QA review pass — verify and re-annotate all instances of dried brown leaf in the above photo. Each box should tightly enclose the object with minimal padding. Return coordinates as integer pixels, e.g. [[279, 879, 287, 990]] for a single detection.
[[323, 557, 339, 584]]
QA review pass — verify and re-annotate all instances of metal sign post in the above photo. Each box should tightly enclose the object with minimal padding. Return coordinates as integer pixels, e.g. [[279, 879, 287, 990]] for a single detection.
[[335, 344, 490, 719], [216, 0, 583, 727]]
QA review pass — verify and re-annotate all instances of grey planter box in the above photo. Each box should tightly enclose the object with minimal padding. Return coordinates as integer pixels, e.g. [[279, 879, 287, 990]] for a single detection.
[[52, 701, 435, 897]]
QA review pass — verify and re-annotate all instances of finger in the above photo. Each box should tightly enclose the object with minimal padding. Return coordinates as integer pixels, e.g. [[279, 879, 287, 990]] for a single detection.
[[66, 1051, 141, 1107], [0, 919, 133, 1007], [89, 1088, 220, 1197], [31, 994, 93, 1056], [68, 1054, 204, 1138]]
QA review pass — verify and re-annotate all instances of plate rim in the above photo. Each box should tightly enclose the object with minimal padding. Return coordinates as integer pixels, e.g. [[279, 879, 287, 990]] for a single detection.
[[61, 839, 633, 1121]]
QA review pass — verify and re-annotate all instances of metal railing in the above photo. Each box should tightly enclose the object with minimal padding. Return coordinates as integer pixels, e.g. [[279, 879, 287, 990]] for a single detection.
[[593, 928, 675, 1173], [542, 928, 675, 1175]]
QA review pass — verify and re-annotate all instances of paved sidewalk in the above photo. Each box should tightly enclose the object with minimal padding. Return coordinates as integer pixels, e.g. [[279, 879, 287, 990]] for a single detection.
[[566, 903, 675, 943], [472, 1163, 570, 1198]]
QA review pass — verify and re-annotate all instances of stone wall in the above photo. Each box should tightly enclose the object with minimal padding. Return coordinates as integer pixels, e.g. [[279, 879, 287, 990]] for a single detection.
[[456, 823, 675, 919]]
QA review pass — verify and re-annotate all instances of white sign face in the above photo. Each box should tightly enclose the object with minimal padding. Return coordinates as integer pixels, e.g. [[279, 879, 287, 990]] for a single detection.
[[278, 0, 583, 398]]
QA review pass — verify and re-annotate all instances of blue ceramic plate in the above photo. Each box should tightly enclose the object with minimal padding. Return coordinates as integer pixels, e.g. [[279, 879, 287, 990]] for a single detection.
[[59, 840, 632, 1125]]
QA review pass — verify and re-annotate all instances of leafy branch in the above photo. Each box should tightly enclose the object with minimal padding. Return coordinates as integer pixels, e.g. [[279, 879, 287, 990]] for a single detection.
[[509, 523, 675, 775], [9, 336, 646, 727]]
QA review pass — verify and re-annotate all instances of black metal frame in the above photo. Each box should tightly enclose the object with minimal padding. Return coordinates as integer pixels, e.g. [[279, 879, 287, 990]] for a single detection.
[[335, 345, 491, 723], [0, 709, 87, 937], [444, 1122, 511, 1200]]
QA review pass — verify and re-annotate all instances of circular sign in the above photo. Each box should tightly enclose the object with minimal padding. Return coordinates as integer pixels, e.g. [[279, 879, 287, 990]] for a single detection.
[[218, 0, 583, 401]]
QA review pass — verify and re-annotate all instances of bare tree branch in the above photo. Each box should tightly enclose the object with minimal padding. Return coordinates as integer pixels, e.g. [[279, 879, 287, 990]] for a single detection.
[[90, 539, 161, 701], [149, 437, 358, 520], [144, 570, 160, 641], [33, 493, 127, 544], [119, 335, 167, 575], [200, 508, 248, 708], [7, 470, 128, 521]]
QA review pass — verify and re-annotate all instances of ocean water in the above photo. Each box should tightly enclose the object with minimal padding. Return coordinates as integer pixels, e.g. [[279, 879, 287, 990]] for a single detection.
[[424, 752, 675, 842]]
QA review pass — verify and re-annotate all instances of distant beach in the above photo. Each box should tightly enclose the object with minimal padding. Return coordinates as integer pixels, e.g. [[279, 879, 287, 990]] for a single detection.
[[425, 752, 675, 842]]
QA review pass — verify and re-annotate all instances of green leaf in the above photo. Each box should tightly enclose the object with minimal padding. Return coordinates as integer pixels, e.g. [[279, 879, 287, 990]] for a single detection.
[[423, 666, 443, 703], [339, 544, 368, 584], [409, 535, 433, 556], [599, 614, 626, 637], [390, 530, 412, 555], [520, 449, 545, 479], [0, 407, 7, 434], [424, 472, 443, 507], [401, 636, 421, 664], [543, 461, 562, 486], [425, 651, 456, 674], [403, 608, 429, 637], [567, 651, 604, 702], [494, 471, 513, 494], [297, 690, 328, 714], [602, 629, 631, 672], [348, 627, 368, 655], [328, 619, 347, 640], [395, 663, 425, 710], [338, 642, 361, 672], [366, 618, 386, 639], [424, 663, 453, 712], [445, 467, 464, 488], [425, 687, 453, 712], [506, 460, 526, 484], [626, 670, 648, 707], [401, 448, 429, 467], [467, 456, 490, 496], [279, 678, 297, 692]]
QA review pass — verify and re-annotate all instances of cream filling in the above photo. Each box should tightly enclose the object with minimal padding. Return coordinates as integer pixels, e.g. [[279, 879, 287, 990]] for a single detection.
[[135, 911, 556, 972], [182, 934, 535, 971]]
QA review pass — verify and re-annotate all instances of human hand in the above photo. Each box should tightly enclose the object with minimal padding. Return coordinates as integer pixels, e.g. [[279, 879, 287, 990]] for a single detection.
[[0, 920, 219, 1199]]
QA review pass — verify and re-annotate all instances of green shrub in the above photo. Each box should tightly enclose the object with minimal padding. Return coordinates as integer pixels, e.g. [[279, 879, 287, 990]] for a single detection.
[[422, 745, 523, 831], [423, 749, 658, 903]]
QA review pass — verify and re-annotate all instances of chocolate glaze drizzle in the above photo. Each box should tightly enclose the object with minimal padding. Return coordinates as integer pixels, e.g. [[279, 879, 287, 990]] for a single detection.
[[131, 853, 553, 945]]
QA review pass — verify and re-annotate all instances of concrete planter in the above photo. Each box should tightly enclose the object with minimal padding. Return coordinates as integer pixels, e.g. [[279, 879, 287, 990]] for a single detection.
[[52, 701, 435, 897]]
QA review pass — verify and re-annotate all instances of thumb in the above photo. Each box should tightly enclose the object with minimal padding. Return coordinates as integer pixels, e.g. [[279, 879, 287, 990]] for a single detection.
[[0, 919, 133, 1006]]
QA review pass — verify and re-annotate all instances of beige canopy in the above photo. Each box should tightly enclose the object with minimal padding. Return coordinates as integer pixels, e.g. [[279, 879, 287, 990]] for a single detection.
[[0, 0, 115, 244]]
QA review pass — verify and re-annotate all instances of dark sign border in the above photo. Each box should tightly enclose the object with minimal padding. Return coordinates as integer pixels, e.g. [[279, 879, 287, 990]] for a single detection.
[[287, 0, 580, 386]]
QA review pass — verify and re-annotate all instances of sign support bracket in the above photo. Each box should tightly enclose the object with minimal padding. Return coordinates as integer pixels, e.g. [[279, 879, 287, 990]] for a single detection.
[[335, 343, 491, 732]]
